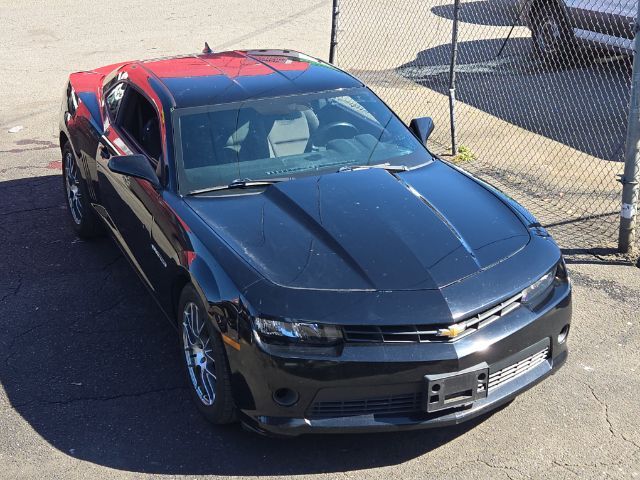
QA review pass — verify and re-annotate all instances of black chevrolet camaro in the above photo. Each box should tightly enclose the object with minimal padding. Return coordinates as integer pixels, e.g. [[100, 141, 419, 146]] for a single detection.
[[59, 49, 571, 436]]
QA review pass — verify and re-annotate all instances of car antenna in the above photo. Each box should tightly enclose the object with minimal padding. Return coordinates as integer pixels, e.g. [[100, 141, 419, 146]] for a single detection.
[[202, 42, 212, 54]]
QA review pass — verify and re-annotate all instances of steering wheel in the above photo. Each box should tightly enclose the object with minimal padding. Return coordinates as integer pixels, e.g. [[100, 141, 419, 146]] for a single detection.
[[313, 122, 359, 146]]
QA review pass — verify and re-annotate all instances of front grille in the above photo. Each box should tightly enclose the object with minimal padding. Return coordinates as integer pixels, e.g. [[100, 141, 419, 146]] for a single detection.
[[454, 292, 523, 338], [342, 324, 445, 343], [308, 392, 422, 418], [489, 347, 550, 390], [342, 292, 523, 344]]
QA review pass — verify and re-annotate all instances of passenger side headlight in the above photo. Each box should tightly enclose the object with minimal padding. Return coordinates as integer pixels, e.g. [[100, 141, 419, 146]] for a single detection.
[[253, 318, 343, 346]]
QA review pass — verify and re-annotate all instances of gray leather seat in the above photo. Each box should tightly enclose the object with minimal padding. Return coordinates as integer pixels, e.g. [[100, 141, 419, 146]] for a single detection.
[[227, 108, 319, 160], [267, 109, 319, 157]]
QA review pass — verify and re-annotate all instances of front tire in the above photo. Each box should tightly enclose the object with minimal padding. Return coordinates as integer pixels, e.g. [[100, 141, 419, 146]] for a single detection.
[[178, 284, 236, 424], [62, 142, 103, 238]]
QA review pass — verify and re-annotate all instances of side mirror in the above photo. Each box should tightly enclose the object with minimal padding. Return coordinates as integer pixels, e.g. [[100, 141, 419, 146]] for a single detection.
[[409, 117, 434, 146], [108, 155, 160, 189]]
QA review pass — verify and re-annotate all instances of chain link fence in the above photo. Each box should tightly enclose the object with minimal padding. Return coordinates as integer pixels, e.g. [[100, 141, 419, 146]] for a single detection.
[[332, 0, 639, 254]]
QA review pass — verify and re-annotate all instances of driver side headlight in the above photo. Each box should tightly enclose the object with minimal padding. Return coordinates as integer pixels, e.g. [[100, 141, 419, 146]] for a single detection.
[[253, 318, 343, 346]]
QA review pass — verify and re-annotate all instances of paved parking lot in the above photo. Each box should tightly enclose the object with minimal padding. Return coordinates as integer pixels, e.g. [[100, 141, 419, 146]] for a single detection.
[[0, 1, 639, 478]]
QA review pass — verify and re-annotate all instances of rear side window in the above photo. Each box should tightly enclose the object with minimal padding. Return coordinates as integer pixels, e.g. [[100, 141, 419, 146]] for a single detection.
[[105, 83, 127, 121], [116, 87, 162, 161]]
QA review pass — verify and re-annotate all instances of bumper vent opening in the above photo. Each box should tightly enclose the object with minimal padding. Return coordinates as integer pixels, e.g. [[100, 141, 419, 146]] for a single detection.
[[308, 392, 422, 419], [488, 347, 550, 390]]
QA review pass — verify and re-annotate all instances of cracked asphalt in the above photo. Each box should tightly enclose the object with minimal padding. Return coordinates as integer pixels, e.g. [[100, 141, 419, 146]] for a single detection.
[[0, 0, 639, 478]]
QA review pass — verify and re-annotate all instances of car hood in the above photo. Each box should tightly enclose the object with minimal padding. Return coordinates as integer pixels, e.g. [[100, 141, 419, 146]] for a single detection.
[[185, 161, 530, 291]]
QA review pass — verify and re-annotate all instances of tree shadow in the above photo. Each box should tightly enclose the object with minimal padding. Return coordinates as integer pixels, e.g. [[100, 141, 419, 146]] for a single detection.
[[0, 174, 492, 475], [395, 37, 631, 162]]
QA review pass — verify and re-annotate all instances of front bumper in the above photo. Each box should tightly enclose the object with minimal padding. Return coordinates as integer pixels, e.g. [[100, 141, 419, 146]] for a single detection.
[[232, 282, 572, 436]]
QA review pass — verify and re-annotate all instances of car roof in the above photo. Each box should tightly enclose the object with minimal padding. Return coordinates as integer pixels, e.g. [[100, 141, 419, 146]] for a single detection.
[[135, 49, 363, 109]]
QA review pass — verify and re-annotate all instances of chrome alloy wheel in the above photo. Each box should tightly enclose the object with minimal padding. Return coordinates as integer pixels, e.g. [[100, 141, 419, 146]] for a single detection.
[[182, 302, 217, 406], [64, 151, 83, 224]]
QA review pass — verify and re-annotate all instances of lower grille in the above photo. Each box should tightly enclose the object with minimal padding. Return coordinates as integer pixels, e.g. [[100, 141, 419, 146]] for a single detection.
[[308, 392, 422, 418], [307, 347, 550, 419], [489, 347, 550, 390]]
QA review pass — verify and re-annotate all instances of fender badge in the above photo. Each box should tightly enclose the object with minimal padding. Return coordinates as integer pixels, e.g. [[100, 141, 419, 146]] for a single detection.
[[151, 244, 167, 268]]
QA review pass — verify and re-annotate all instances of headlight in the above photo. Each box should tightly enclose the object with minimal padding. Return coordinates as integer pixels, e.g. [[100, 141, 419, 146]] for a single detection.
[[521, 269, 556, 305], [253, 318, 343, 346]]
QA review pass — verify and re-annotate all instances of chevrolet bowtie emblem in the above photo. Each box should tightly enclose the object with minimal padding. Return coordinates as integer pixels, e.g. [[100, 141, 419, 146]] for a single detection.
[[437, 323, 466, 338]]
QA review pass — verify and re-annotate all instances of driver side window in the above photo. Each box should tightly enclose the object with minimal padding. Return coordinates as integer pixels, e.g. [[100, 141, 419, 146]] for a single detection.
[[115, 87, 162, 162]]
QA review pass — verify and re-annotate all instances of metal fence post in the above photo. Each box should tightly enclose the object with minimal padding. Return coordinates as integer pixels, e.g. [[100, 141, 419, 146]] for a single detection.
[[448, 0, 461, 155], [619, 11, 640, 253], [329, 0, 340, 64]]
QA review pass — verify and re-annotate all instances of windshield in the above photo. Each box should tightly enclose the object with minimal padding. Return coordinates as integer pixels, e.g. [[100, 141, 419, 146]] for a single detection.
[[174, 87, 432, 194]]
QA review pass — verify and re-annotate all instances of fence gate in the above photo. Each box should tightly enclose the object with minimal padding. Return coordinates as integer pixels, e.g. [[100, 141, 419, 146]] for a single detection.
[[331, 0, 639, 254]]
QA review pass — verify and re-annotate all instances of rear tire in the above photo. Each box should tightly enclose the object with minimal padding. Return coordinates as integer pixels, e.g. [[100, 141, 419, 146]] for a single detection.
[[178, 284, 237, 425], [62, 142, 104, 239], [531, 4, 575, 64]]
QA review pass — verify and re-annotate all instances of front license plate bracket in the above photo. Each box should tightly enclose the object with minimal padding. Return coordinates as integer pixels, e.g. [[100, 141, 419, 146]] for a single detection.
[[424, 363, 489, 413]]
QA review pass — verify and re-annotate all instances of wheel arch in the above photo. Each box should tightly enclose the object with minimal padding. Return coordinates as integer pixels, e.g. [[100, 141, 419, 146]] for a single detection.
[[170, 269, 192, 322], [524, 0, 572, 29], [171, 259, 228, 329], [59, 131, 69, 154], [59, 127, 83, 166]]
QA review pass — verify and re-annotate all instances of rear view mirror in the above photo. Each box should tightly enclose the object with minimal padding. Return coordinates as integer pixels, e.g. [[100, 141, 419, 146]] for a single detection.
[[409, 117, 435, 146], [108, 155, 160, 189]]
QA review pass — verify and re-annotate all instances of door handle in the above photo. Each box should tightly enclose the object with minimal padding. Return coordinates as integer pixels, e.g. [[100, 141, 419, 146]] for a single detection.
[[100, 147, 111, 160]]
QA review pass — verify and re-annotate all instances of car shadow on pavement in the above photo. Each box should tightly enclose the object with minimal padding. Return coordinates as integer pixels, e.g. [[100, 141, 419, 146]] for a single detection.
[[393, 37, 631, 163], [0, 175, 494, 475], [431, 0, 517, 27]]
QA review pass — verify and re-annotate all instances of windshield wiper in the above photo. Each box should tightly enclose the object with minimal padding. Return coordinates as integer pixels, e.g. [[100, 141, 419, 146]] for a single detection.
[[338, 163, 409, 173], [187, 178, 282, 196]]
